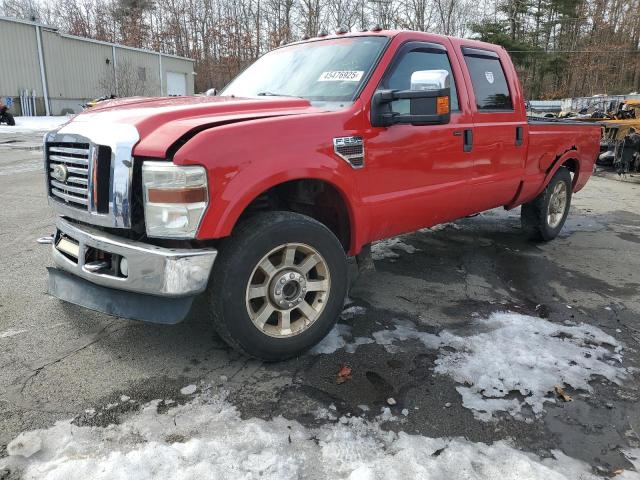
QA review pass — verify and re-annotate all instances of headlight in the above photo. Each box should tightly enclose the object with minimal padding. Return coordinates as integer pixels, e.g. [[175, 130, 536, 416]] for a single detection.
[[142, 161, 208, 238]]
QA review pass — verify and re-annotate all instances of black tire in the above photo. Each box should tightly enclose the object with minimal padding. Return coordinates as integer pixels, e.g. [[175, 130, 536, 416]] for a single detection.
[[207, 211, 348, 361], [521, 167, 572, 241]]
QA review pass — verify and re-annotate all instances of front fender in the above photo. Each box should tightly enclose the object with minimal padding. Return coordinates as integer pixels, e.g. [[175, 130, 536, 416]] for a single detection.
[[172, 114, 367, 254]]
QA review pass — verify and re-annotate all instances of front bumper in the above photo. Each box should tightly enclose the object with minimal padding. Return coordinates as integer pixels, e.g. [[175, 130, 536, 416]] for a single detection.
[[51, 216, 217, 296], [48, 216, 217, 322]]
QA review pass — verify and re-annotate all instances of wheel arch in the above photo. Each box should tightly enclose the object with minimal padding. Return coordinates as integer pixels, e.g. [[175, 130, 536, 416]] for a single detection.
[[203, 175, 362, 255], [542, 148, 581, 195]]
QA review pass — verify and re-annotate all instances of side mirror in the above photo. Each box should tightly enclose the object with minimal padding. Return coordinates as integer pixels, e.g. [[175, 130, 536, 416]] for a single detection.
[[371, 70, 451, 127], [410, 69, 449, 91], [206, 88, 217, 96]]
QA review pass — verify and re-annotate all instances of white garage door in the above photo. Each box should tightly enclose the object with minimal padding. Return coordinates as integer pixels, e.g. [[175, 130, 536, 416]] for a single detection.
[[166, 72, 187, 96]]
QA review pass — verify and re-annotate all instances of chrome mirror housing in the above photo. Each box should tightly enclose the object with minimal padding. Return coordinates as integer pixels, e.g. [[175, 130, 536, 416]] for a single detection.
[[410, 70, 450, 91]]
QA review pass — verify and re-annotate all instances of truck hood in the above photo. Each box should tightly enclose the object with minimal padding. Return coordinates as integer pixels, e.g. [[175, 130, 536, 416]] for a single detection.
[[67, 96, 322, 158]]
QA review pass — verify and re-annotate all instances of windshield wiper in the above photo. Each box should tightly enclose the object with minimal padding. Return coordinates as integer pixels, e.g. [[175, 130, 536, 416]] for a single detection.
[[256, 91, 303, 99]]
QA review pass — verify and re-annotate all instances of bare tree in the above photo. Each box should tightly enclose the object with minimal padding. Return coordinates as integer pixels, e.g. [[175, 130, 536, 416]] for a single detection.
[[3, 0, 639, 97], [99, 58, 156, 97]]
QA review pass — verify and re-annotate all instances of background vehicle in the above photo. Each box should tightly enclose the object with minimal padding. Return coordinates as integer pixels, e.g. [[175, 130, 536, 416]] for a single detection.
[[42, 30, 600, 360], [0, 101, 15, 125], [80, 95, 117, 110], [596, 101, 640, 171]]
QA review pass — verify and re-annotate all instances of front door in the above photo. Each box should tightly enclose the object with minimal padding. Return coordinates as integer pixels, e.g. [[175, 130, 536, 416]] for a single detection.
[[359, 40, 475, 241]]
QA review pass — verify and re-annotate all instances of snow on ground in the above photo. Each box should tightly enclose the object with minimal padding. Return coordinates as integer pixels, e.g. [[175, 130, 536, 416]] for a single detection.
[[3, 391, 638, 480], [626, 450, 640, 472], [314, 309, 628, 422], [0, 116, 70, 133], [310, 306, 369, 354], [372, 319, 442, 353], [370, 223, 463, 261], [371, 237, 419, 260], [432, 312, 627, 421], [0, 328, 28, 338], [310, 323, 354, 354]]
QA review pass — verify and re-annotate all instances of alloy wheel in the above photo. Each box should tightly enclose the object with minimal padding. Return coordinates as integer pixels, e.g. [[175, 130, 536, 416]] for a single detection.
[[245, 243, 331, 338]]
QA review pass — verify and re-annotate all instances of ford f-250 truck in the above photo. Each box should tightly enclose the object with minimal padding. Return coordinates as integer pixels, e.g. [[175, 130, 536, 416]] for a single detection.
[[42, 30, 600, 360]]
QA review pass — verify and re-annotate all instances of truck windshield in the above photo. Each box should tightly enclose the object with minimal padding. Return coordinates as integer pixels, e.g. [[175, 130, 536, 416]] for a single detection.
[[221, 36, 388, 103]]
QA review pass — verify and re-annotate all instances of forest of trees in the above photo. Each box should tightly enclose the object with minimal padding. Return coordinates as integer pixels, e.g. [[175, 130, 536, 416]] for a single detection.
[[2, 0, 639, 99]]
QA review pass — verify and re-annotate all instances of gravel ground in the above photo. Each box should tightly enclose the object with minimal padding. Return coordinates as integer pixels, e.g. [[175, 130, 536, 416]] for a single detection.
[[1, 131, 639, 476]]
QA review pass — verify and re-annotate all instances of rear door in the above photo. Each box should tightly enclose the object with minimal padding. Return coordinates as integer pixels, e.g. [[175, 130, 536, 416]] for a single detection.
[[360, 39, 476, 240], [453, 44, 527, 211]]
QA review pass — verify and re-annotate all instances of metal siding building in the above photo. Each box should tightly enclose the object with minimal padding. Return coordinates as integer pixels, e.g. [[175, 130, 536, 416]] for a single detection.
[[0, 16, 195, 116]]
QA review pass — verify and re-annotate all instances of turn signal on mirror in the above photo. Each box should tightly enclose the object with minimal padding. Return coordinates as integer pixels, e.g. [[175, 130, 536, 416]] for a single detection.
[[436, 96, 450, 115]]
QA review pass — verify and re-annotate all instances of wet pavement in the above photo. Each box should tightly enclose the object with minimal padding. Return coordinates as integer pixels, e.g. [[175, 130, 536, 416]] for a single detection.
[[1, 131, 639, 475]]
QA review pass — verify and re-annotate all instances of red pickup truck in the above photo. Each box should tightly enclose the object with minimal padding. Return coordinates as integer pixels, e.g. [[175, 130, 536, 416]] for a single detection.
[[43, 30, 600, 360]]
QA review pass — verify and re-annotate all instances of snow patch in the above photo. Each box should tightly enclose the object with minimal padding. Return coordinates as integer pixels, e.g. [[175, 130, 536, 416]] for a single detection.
[[7, 431, 42, 458], [372, 319, 442, 353], [367, 312, 627, 421], [344, 336, 375, 354], [433, 312, 627, 421], [2, 392, 634, 480], [0, 328, 28, 338], [371, 237, 418, 260], [180, 384, 197, 395], [0, 116, 70, 133], [341, 305, 366, 319], [310, 306, 368, 354], [310, 323, 353, 354]]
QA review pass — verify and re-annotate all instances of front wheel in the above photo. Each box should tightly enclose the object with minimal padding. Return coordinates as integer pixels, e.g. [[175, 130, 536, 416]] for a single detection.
[[207, 211, 348, 360], [521, 167, 572, 241]]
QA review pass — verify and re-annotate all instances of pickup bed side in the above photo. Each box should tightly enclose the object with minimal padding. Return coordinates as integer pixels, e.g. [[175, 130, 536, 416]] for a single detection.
[[512, 118, 600, 208]]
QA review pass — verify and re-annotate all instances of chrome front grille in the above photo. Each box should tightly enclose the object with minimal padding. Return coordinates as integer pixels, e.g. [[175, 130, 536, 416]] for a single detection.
[[45, 122, 139, 228], [47, 144, 90, 208]]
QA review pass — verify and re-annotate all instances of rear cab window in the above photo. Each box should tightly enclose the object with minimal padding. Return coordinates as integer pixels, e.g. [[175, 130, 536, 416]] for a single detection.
[[462, 47, 513, 111], [381, 41, 460, 115]]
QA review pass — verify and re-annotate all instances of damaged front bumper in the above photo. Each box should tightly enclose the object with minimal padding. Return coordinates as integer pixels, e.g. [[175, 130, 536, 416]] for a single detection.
[[47, 216, 217, 323]]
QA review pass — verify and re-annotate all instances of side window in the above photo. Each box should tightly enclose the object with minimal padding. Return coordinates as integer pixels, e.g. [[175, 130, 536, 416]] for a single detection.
[[382, 47, 459, 114], [463, 51, 513, 111]]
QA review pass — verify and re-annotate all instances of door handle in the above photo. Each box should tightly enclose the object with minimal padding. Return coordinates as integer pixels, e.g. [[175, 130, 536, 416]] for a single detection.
[[515, 126, 524, 146], [463, 129, 473, 152]]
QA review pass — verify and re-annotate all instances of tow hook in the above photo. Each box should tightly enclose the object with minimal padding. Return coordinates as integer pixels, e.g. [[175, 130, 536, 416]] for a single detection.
[[37, 235, 54, 244]]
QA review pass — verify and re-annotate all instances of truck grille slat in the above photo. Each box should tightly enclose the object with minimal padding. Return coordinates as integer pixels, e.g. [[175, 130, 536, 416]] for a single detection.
[[49, 146, 90, 156], [49, 154, 89, 166], [47, 141, 91, 209], [65, 176, 88, 186], [50, 164, 87, 175], [51, 189, 89, 206], [50, 179, 88, 195]]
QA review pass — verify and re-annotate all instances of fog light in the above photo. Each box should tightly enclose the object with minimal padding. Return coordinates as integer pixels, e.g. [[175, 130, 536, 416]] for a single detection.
[[120, 257, 129, 277]]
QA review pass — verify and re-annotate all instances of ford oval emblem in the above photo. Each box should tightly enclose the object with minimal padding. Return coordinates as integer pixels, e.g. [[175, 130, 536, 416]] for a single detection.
[[51, 164, 69, 182]]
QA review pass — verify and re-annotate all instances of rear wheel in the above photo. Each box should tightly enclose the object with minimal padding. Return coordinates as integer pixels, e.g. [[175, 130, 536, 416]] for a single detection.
[[207, 211, 348, 360], [521, 167, 572, 241]]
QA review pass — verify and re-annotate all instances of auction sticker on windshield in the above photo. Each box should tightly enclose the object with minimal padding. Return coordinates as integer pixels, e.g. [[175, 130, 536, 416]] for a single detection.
[[318, 71, 364, 82]]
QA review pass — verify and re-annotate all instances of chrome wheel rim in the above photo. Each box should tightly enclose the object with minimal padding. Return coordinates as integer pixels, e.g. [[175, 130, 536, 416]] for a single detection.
[[547, 182, 568, 229], [245, 243, 331, 338]]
